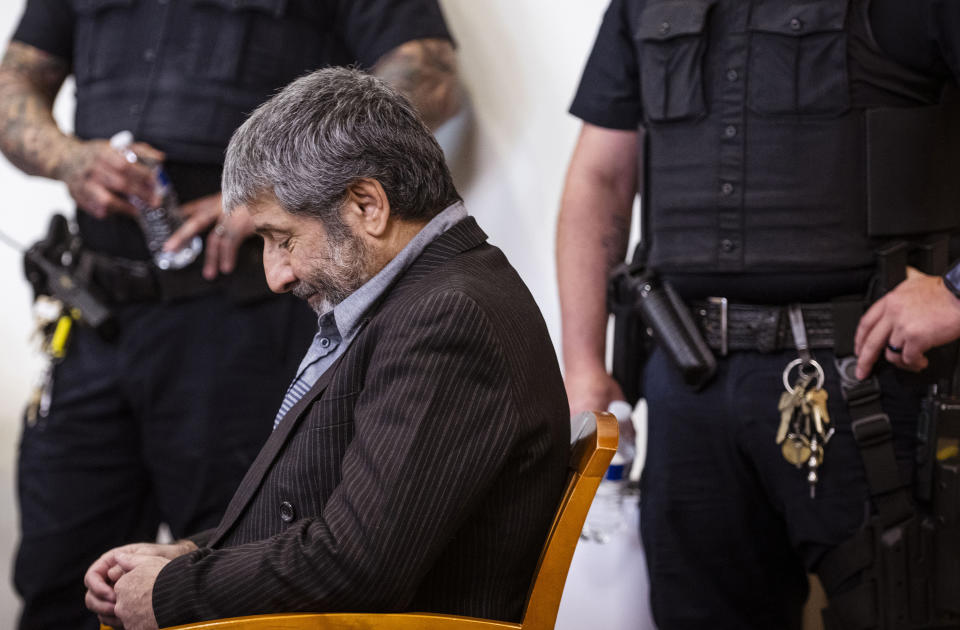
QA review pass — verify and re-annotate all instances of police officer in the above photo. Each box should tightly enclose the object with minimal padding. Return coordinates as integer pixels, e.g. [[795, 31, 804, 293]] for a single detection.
[[0, 1, 459, 628], [558, 0, 960, 627]]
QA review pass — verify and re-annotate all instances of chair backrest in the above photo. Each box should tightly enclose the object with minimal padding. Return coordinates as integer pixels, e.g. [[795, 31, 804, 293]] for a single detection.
[[518, 410, 618, 630]]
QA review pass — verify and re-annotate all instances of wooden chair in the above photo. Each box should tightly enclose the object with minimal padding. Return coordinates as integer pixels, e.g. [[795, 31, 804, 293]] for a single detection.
[[113, 411, 618, 630]]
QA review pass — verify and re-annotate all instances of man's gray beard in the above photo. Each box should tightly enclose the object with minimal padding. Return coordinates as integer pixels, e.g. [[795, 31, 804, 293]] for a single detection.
[[293, 231, 370, 315]]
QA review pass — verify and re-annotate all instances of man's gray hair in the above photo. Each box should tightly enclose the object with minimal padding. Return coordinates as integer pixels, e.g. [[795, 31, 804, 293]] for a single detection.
[[222, 66, 460, 230]]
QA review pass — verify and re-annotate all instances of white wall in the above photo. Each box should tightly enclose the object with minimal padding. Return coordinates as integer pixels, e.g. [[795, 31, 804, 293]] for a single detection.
[[0, 0, 613, 625]]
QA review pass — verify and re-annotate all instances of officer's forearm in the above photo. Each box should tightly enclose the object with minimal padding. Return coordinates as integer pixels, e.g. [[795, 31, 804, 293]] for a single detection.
[[374, 38, 460, 130], [557, 136, 637, 375], [0, 41, 75, 181]]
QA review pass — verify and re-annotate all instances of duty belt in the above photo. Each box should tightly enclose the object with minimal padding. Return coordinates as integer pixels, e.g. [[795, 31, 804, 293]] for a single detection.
[[80, 240, 270, 305], [690, 300, 841, 354]]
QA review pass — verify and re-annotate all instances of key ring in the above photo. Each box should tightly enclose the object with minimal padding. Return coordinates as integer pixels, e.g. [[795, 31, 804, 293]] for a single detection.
[[782, 358, 825, 393]]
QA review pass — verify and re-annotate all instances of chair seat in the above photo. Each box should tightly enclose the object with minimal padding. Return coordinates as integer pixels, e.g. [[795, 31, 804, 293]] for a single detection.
[[163, 612, 522, 629]]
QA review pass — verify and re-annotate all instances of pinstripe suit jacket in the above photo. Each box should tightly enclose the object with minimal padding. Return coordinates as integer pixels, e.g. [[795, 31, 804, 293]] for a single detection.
[[152, 217, 570, 627]]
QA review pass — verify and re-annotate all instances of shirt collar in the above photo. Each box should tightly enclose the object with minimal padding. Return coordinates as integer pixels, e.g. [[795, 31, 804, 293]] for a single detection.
[[325, 201, 468, 338]]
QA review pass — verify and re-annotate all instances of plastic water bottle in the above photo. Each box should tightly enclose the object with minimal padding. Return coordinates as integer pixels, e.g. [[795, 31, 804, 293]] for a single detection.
[[109, 131, 202, 270], [582, 401, 637, 543]]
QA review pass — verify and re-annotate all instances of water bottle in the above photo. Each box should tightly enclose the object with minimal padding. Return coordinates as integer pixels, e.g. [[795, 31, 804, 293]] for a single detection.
[[109, 131, 202, 270], [582, 401, 637, 543]]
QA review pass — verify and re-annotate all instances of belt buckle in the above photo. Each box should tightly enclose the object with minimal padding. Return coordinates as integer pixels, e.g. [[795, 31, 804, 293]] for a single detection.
[[708, 296, 728, 356]]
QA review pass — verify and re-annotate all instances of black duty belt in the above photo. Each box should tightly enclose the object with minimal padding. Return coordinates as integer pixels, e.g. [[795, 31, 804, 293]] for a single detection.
[[80, 239, 271, 305], [690, 299, 841, 354]]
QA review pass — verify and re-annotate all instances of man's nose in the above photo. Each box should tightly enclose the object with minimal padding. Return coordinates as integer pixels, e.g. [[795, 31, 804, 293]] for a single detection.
[[263, 250, 296, 293]]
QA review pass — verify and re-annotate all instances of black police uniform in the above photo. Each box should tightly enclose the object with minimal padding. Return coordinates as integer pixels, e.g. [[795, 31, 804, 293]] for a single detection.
[[571, 0, 960, 627], [9, 1, 452, 628]]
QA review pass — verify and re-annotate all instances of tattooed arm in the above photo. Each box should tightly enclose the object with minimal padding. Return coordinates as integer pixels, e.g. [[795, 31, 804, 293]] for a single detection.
[[0, 40, 71, 179], [373, 38, 460, 130], [0, 40, 159, 218], [556, 123, 640, 416]]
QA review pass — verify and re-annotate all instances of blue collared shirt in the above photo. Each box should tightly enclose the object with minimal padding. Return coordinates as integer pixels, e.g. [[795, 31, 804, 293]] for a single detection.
[[272, 201, 468, 429]]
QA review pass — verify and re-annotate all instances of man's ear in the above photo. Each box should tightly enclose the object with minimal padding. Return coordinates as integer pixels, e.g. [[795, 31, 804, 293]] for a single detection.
[[343, 178, 391, 238]]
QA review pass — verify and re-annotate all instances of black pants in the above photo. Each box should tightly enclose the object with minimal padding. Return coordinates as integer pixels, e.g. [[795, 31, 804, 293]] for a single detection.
[[14, 291, 316, 630], [640, 346, 924, 630]]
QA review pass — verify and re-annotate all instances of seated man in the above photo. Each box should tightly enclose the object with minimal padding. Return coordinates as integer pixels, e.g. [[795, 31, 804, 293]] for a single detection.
[[83, 67, 570, 630]]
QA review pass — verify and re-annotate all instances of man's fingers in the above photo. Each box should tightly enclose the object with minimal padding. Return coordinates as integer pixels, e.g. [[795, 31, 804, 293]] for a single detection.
[[856, 316, 893, 380], [164, 214, 209, 252], [855, 299, 885, 356], [116, 552, 151, 571], [130, 141, 165, 163], [202, 229, 224, 280], [99, 150, 156, 201], [90, 165, 132, 198], [165, 197, 220, 251], [85, 184, 137, 219], [219, 229, 241, 274], [108, 563, 126, 583], [85, 589, 117, 617], [84, 563, 117, 603], [900, 340, 929, 372]]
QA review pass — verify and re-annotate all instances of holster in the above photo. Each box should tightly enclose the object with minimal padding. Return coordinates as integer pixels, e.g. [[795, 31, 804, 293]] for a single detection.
[[608, 263, 716, 399], [608, 262, 653, 405]]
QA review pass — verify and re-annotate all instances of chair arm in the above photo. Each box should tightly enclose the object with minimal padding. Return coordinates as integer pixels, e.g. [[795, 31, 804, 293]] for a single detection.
[[105, 613, 522, 630]]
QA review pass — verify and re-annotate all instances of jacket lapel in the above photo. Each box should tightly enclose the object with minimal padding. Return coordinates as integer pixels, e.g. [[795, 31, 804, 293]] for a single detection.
[[205, 218, 487, 548], [208, 354, 345, 548]]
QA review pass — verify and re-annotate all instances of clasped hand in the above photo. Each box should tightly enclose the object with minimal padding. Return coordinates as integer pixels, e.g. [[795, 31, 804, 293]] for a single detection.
[[84, 540, 196, 630]]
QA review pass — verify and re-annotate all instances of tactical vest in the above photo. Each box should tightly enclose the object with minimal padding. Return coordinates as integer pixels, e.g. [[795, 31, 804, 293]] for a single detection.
[[634, 0, 960, 274], [71, 0, 336, 163]]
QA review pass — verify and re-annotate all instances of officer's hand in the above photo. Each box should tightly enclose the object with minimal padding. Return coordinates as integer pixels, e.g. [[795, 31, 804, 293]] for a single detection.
[[60, 138, 164, 219], [163, 193, 255, 280], [565, 367, 625, 418], [855, 267, 960, 379]]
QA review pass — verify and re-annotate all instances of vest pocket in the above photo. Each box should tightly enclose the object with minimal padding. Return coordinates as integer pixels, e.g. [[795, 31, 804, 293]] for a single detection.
[[747, 0, 851, 116], [634, 0, 715, 122], [186, 0, 291, 82], [71, 0, 136, 84]]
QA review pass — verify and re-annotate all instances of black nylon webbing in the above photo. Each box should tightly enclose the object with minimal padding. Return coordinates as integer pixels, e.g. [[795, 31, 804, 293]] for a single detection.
[[843, 375, 914, 527]]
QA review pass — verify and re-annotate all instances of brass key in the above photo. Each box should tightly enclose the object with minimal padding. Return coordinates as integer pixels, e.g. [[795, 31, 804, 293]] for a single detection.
[[776, 373, 813, 444], [805, 388, 830, 436], [782, 433, 811, 468], [776, 392, 797, 445]]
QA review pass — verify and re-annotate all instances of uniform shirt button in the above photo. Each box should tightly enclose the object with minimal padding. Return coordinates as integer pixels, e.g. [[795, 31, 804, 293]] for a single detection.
[[143, 48, 156, 62], [659, 21, 671, 35], [721, 182, 734, 195], [726, 68, 739, 82], [279, 501, 295, 523], [129, 103, 141, 116], [790, 18, 802, 31], [720, 239, 737, 253], [724, 125, 737, 138]]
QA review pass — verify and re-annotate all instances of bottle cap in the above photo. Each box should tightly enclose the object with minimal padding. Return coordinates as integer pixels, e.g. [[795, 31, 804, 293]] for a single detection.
[[604, 462, 625, 481], [109, 130, 134, 150]]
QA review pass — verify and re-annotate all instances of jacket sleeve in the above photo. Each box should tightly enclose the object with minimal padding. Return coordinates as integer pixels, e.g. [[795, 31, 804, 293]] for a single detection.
[[152, 290, 518, 626]]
